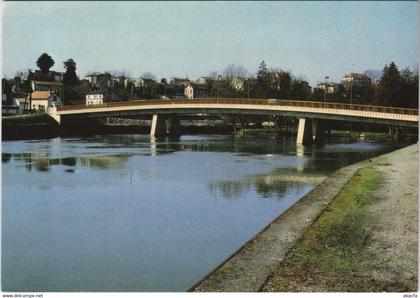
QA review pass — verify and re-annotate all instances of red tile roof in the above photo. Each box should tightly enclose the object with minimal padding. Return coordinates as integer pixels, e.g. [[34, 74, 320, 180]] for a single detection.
[[31, 91, 52, 100]]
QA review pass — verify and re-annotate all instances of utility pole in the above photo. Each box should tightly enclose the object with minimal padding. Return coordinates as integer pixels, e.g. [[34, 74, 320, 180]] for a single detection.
[[349, 78, 353, 107], [324, 76, 329, 107], [247, 78, 250, 99], [132, 83, 134, 101]]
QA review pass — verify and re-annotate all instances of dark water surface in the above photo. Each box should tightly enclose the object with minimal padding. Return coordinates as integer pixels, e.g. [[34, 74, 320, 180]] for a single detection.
[[1, 134, 407, 291]]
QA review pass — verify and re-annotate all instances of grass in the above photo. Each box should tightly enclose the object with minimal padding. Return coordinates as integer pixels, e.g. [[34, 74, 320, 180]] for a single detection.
[[2, 113, 57, 125], [264, 165, 406, 291]]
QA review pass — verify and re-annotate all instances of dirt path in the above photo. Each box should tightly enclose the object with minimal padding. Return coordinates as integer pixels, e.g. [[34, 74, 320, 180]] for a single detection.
[[262, 144, 418, 292], [364, 144, 418, 289]]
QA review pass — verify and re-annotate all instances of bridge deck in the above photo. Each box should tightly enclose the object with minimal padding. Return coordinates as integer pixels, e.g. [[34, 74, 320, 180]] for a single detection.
[[56, 98, 418, 126]]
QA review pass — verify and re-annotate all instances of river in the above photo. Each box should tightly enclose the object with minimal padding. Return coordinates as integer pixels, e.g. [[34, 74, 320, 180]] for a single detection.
[[1, 134, 408, 291]]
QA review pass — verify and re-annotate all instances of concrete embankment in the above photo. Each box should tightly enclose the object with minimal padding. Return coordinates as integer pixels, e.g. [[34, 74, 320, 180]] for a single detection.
[[191, 144, 418, 292]]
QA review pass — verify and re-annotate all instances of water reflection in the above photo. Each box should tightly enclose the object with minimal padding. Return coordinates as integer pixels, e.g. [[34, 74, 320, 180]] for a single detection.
[[2, 134, 410, 292], [2, 153, 11, 163], [2, 152, 131, 172], [209, 169, 327, 200]]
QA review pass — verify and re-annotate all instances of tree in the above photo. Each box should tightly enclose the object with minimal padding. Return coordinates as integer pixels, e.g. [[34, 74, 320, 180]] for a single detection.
[[270, 70, 291, 99], [400, 67, 418, 108], [290, 79, 311, 99], [375, 62, 403, 107], [141, 72, 157, 81], [256, 60, 270, 98], [364, 69, 381, 85], [63, 59, 79, 87], [222, 64, 248, 79], [36, 53, 55, 75]]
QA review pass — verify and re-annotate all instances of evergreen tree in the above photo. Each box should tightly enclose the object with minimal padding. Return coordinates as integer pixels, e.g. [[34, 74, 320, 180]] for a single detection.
[[36, 53, 55, 75], [401, 67, 419, 108], [376, 62, 403, 107], [63, 59, 79, 87], [256, 60, 270, 98], [63, 59, 81, 103]]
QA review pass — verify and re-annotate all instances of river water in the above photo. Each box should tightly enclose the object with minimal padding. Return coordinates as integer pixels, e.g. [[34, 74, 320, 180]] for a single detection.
[[1, 134, 407, 292]]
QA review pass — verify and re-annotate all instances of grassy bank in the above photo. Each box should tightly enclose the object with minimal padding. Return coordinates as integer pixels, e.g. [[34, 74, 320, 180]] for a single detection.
[[263, 163, 408, 292], [2, 113, 57, 125], [2, 113, 60, 140]]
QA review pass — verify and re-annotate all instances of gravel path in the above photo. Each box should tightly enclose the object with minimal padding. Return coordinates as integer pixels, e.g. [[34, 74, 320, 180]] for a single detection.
[[364, 144, 418, 290]]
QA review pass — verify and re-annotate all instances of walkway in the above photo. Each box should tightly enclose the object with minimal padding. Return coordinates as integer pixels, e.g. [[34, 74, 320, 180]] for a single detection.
[[191, 144, 418, 292]]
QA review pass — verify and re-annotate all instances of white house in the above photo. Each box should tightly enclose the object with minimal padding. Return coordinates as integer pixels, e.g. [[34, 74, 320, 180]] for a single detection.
[[316, 82, 340, 94], [85, 93, 104, 105], [185, 84, 194, 99], [341, 73, 372, 88], [31, 91, 62, 112], [184, 83, 208, 99], [231, 77, 246, 91]]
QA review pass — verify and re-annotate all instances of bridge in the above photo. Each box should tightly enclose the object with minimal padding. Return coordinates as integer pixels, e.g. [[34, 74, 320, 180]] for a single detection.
[[52, 98, 418, 145]]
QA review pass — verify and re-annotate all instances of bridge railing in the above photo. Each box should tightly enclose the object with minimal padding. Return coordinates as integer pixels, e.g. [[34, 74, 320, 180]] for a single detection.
[[57, 98, 418, 115]]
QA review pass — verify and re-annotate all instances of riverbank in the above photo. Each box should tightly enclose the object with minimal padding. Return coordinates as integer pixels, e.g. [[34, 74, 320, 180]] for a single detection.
[[192, 144, 418, 292], [2, 113, 60, 140]]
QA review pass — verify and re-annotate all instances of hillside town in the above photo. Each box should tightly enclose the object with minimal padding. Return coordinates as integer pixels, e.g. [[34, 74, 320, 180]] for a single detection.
[[2, 53, 419, 116]]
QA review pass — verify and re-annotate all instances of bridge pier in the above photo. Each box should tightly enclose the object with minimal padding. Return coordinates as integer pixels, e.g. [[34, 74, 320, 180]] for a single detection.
[[150, 114, 181, 137], [150, 114, 167, 136], [312, 119, 326, 144], [297, 118, 325, 145]]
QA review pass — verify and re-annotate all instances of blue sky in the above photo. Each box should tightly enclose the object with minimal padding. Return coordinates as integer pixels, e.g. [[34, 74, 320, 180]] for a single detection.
[[2, 1, 418, 86]]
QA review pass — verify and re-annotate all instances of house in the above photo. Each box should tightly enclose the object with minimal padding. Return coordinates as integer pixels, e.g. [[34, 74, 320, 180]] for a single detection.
[[86, 73, 114, 90], [85, 93, 104, 106], [196, 76, 221, 85], [170, 77, 191, 87], [184, 83, 208, 99], [316, 82, 340, 94], [2, 79, 19, 115], [17, 70, 63, 82], [230, 77, 246, 91], [341, 73, 372, 88], [30, 91, 62, 112], [14, 91, 30, 114], [31, 80, 64, 95]]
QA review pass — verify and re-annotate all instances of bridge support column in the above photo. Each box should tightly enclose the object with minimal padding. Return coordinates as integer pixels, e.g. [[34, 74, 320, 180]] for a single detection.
[[150, 114, 167, 137], [296, 118, 313, 145]]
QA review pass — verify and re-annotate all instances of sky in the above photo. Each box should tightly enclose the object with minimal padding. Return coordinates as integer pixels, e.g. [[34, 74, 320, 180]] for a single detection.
[[2, 1, 418, 86]]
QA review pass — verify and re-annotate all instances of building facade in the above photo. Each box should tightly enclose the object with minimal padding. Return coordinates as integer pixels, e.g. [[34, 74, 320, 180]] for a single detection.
[[85, 93, 104, 105], [31, 91, 62, 111]]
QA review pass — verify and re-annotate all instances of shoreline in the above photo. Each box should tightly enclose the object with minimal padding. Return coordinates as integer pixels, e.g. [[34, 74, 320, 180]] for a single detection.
[[191, 144, 418, 292]]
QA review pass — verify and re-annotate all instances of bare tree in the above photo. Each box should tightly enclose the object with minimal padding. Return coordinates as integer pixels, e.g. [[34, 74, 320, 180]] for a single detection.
[[222, 64, 248, 78], [364, 69, 382, 85], [141, 72, 157, 81], [208, 70, 220, 78]]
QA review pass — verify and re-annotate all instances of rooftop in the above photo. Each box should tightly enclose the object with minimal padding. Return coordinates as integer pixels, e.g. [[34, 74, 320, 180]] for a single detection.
[[32, 80, 63, 86], [31, 91, 53, 100]]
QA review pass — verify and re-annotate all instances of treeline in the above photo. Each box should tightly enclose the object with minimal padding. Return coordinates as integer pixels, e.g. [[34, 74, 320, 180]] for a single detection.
[[7, 53, 419, 109]]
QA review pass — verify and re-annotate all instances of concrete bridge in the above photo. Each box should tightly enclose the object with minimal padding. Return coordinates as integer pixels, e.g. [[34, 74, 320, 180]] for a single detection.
[[52, 98, 418, 144]]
